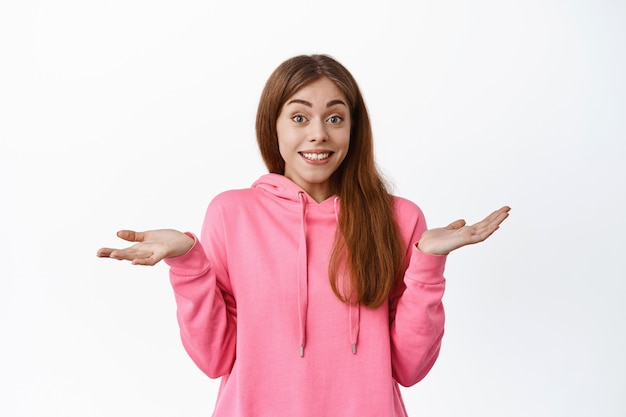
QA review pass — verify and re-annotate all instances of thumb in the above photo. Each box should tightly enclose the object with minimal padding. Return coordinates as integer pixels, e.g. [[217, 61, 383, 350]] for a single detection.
[[445, 219, 466, 230], [117, 230, 145, 242]]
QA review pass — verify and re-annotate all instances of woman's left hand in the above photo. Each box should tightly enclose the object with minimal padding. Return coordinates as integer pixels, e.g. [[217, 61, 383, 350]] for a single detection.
[[417, 206, 511, 255]]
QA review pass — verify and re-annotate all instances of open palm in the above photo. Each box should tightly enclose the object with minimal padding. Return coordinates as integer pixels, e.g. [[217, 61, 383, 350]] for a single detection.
[[417, 206, 510, 255], [97, 229, 194, 266]]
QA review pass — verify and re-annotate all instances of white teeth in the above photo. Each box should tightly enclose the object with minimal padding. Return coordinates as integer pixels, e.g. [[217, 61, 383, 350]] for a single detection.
[[301, 152, 330, 161]]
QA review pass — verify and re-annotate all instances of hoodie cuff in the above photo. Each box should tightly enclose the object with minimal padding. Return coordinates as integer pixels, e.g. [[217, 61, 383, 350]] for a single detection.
[[405, 245, 447, 285], [164, 232, 211, 277]]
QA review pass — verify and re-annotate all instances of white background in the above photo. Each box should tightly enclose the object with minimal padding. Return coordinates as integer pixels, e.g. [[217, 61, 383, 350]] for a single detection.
[[1, 0, 624, 416]]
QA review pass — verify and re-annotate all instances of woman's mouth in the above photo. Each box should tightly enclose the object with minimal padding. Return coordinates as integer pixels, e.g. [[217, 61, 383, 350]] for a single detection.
[[300, 152, 331, 161]]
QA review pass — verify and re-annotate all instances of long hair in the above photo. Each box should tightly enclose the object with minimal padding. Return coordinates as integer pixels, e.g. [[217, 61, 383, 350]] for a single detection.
[[256, 54, 405, 308]]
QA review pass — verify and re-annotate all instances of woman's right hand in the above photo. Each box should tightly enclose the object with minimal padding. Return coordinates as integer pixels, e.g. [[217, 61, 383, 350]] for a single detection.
[[97, 229, 195, 266]]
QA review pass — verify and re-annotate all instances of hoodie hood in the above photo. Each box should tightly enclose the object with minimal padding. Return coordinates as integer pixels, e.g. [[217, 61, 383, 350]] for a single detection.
[[252, 173, 337, 206], [251, 173, 360, 357]]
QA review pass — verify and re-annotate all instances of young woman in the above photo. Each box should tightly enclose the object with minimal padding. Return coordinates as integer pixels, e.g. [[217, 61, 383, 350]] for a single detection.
[[98, 54, 510, 416]]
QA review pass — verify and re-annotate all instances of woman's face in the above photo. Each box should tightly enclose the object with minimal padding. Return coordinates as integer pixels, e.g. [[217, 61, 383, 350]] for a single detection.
[[276, 77, 351, 203]]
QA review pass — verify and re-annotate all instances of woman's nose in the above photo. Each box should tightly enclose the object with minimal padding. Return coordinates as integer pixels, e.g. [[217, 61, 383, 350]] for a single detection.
[[307, 119, 328, 142]]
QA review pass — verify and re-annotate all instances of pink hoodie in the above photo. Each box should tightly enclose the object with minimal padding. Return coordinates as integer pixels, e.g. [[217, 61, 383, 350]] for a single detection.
[[165, 174, 446, 417]]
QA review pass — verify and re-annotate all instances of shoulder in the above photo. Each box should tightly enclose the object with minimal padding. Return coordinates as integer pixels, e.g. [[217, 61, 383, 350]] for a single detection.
[[391, 195, 429, 241], [210, 188, 260, 206], [392, 195, 425, 222], [204, 187, 265, 217]]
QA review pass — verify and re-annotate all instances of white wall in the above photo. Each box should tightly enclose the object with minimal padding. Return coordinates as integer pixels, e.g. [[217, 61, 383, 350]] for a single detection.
[[1, 1, 624, 416]]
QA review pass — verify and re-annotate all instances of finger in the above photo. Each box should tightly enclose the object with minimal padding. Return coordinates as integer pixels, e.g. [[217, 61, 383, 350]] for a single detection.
[[483, 209, 510, 231], [109, 248, 153, 261], [468, 209, 510, 243], [470, 224, 501, 243], [445, 219, 466, 230], [473, 206, 510, 230], [117, 230, 146, 243], [480, 206, 508, 224], [97, 247, 117, 258], [472, 217, 501, 236], [488, 206, 511, 224]]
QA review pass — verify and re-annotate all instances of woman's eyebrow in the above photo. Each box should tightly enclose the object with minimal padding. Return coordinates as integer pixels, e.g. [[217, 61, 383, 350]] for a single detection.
[[286, 99, 347, 108], [326, 99, 347, 108], [286, 99, 312, 107]]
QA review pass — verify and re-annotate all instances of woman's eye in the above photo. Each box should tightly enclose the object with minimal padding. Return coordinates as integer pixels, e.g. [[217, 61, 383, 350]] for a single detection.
[[328, 116, 343, 124], [292, 115, 306, 123]]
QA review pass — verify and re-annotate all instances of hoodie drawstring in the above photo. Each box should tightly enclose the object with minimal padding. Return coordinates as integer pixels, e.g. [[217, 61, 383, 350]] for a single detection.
[[349, 302, 360, 354], [335, 197, 361, 355], [296, 194, 360, 357], [297, 192, 309, 357]]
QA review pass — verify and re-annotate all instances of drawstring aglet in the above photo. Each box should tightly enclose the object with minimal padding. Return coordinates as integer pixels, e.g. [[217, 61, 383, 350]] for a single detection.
[[351, 343, 357, 354], [300, 346, 305, 357]]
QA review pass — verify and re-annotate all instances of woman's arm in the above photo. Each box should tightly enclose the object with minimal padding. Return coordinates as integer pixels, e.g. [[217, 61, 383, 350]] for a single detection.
[[165, 234, 237, 378], [97, 210, 238, 378], [389, 204, 510, 386]]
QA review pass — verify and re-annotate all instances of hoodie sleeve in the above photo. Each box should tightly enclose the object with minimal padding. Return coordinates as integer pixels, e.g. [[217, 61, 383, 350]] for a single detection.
[[165, 199, 237, 379], [389, 199, 447, 387]]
